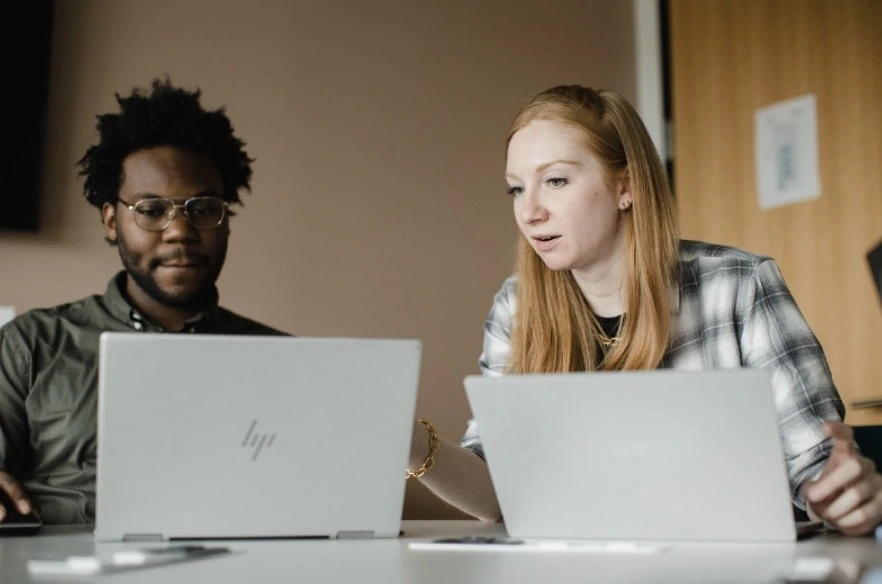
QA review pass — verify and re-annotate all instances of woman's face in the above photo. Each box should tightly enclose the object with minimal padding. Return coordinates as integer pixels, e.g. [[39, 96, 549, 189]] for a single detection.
[[505, 119, 631, 274]]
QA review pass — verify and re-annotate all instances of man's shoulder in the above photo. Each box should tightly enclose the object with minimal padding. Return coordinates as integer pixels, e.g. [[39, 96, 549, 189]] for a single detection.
[[213, 308, 290, 336], [1, 295, 105, 341]]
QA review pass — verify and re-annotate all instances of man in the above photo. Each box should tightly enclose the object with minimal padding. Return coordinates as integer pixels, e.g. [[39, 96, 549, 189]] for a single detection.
[[0, 78, 286, 524]]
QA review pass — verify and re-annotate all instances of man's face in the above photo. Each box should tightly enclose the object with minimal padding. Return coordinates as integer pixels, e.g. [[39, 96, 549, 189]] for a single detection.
[[102, 146, 230, 310]]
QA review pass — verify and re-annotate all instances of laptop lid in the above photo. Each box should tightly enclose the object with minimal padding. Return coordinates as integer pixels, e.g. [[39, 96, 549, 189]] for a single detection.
[[95, 333, 421, 542], [464, 368, 796, 543]]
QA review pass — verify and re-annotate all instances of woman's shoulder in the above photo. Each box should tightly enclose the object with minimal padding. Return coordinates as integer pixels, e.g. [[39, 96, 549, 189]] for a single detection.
[[495, 275, 518, 298], [486, 275, 518, 321], [678, 239, 774, 269]]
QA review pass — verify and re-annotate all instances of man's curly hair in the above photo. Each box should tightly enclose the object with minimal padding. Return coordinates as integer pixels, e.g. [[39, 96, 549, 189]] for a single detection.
[[77, 77, 253, 208]]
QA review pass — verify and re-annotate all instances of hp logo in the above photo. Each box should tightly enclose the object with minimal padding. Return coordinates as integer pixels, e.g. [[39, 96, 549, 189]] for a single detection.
[[241, 419, 276, 461]]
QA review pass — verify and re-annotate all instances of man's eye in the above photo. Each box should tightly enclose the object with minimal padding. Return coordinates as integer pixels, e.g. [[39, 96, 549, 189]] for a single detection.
[[190, 203, 218, 216], [137, 205, 167, 217]]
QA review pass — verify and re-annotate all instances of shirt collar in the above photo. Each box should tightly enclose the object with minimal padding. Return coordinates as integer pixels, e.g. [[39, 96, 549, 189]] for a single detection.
[[103, 270, 220, 333]]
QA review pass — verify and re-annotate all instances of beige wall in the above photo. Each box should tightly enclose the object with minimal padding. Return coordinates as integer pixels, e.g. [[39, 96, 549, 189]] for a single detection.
[[0, 1, 636, 516]]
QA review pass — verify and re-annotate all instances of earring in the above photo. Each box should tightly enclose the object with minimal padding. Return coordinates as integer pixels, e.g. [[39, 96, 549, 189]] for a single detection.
[[619, 201, 632, 211]]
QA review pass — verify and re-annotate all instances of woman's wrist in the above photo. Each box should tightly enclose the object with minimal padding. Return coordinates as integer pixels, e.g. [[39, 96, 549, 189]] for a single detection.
[[407, 419, 439, 479]]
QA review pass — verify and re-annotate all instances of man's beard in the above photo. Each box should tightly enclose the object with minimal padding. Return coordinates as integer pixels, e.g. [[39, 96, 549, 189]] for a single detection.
[[117, 234, 226, 310]]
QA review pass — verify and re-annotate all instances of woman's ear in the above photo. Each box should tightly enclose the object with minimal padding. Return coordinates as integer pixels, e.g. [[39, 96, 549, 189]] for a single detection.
[[618, 169, 633, 210]]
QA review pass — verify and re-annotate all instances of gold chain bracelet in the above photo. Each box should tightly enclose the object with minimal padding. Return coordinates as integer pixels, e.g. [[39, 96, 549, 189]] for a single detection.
[[406, 418, 440, 479]]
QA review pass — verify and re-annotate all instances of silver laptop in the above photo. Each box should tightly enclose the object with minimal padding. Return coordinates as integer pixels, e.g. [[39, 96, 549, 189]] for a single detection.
[[464, 368, 799, 543], [95, 333, 421, 542]]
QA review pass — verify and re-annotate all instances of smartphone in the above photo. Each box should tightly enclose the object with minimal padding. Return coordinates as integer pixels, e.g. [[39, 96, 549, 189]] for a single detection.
[[431, 536, 524, 545], [408, 535, 526, 551], [0, 494, 43, 537], [0, 519, 43, 536]]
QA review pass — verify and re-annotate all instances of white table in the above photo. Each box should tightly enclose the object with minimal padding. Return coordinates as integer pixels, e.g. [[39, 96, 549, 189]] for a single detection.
[[1, 521, 879, 584]]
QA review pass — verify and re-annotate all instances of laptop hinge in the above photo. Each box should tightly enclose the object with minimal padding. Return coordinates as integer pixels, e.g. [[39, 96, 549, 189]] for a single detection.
[[336, 530, 375, 539], [122, 533, 166, 542]]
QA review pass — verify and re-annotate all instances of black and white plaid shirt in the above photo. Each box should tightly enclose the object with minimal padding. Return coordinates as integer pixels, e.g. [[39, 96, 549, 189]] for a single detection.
[[462, 240, 844, 511]]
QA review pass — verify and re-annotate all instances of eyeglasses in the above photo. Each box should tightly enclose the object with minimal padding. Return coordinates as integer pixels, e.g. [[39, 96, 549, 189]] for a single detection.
[[118, 196, 229, 232]]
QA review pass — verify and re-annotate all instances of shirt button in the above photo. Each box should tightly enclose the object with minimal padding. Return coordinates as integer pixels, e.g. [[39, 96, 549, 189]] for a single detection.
[[133, 321, 143, 331]]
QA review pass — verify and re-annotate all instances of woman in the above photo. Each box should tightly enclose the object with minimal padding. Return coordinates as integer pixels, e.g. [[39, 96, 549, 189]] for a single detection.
[[406, 85, 881, 535]]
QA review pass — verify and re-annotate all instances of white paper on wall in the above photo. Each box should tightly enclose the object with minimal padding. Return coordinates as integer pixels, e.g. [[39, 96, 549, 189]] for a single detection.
[[755, 94, 821, 210]]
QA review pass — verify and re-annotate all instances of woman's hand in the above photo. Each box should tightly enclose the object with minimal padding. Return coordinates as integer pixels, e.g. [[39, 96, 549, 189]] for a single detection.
[[802, 422, 882, 535]]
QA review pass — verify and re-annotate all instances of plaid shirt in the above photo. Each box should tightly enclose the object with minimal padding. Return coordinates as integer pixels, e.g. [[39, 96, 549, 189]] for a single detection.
[[462, 240, 844, 511]]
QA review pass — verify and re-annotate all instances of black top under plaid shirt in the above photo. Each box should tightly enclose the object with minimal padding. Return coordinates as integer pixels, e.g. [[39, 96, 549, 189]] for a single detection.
[[462, 240, 844, 514]]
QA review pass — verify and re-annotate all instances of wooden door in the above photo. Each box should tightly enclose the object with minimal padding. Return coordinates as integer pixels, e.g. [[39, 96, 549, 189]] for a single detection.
[[668, 0, 882, 424]]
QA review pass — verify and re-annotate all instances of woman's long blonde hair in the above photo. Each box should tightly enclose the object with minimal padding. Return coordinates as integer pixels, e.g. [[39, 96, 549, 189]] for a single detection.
[[506, 85, 679, 374]]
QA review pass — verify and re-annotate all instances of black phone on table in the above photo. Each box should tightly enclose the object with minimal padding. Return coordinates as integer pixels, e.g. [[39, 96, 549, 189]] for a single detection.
[[0, 489, 42, 536]]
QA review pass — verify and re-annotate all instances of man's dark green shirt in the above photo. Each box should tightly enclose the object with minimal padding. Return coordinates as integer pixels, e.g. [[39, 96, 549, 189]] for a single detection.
[[0, 271, 286, 524]]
